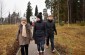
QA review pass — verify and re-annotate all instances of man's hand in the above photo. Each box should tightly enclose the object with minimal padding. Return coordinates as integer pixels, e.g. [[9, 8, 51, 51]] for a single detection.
[[56, 32, 57, 35], [55, 32, 57, 35]]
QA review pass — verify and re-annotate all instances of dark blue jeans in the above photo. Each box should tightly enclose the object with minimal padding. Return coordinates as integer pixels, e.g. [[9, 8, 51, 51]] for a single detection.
[[46, 34, 54, 50], [20, 44, 29, 55], [37, 42, 44, 52]]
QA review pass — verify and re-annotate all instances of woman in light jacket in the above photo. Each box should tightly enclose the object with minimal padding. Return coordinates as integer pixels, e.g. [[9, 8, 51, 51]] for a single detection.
[[16, 17, 32, 55]]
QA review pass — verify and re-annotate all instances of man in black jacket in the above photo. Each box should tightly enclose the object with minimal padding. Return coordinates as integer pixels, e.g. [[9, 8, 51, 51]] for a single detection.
[[46, 15, 57, 53]]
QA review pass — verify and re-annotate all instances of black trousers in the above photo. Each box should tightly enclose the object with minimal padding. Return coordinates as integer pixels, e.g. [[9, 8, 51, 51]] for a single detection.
[[20, 44, 29, 55], [46, 34, 54, 50]]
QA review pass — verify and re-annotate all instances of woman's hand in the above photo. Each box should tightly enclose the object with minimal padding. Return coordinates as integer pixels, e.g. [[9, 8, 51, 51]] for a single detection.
[[16, 39, 19, 42], [30, 37, 34, 41]]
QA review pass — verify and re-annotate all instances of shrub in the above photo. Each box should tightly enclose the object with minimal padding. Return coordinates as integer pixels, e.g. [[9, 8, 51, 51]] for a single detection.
[[55, 20, 58, 23], [80, 21, 85, 26], [59, 21, 64, 26]]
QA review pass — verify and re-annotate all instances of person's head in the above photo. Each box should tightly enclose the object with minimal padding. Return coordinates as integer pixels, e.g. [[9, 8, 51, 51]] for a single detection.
[[39, 12, 42, 15], [48, 15, 53, 21], [36, 12, 42, 21], [21, 17, 27, 24]]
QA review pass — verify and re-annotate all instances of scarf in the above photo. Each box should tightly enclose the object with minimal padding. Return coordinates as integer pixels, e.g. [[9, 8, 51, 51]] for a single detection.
[[21, 22, 27, 37]]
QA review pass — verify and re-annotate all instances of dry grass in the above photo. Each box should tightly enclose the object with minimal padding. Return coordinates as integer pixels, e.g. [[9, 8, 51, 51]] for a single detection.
[[0, 25, 19, 55], [55, 24, 85, 55], [0, 24, 85, 55]]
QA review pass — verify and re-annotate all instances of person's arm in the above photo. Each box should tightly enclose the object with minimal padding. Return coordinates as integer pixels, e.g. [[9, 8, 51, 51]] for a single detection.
[[54, 23, 57, 35], [26, 24, 32, 40], [44, 22, 47, 37], [28, 24, 32, 40]]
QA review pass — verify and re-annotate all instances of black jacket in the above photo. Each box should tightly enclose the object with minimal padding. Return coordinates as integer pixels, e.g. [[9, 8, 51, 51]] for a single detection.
[[46, 20, 57, 35], [33, 21, 46, 44]]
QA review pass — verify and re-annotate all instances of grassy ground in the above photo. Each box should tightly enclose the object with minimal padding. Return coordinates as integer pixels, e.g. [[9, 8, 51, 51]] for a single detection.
[[0, 25, 18, 55], [55, 24, 85, 55]]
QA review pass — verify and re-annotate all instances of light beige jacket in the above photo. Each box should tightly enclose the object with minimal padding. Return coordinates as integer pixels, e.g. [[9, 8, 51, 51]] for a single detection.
[[17, 24, 32, 45]]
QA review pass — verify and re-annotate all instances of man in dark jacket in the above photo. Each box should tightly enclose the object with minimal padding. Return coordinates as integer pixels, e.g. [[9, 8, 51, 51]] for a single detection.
[[46, 15, 57, 53]]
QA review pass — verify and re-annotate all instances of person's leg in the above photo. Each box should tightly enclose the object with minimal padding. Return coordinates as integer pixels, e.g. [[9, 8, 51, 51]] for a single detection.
[[21, 45, 25, 55], [40, 42, 45, 55], [46, 36, 49, 47], [37, 43, 42, 55], [24, 44, 29, 55], [40, 43, 44, 52], [37, 44, 41, 52], [49, 34, 55, 51]]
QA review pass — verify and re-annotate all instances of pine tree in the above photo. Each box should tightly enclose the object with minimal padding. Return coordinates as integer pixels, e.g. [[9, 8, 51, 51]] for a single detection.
[[35, 5, 38, 16], [8, 12, 11, 24], [45, 0, 51, 9], [26, 1, 32, 23]]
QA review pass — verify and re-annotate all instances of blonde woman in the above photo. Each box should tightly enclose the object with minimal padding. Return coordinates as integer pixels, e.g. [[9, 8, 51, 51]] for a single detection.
[[16, 17, 32, 55]]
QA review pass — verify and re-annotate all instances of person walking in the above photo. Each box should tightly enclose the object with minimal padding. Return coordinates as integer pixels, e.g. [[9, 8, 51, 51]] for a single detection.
[[16, 17, 32, 55], [33, 12, 46, 55], [46, 15, 57, 53]]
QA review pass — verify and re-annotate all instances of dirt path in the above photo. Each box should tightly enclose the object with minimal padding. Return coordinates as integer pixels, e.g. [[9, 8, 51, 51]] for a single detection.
[[16, 41, 59, 55]]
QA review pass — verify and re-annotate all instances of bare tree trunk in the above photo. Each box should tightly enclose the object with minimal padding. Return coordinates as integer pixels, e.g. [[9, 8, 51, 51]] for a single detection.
[[67, 0, 70, 27], [58, 0, 60, 26], [0, 2, 3, 30], [82, 0, 85, 21], [0, 2, 3, 23]]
